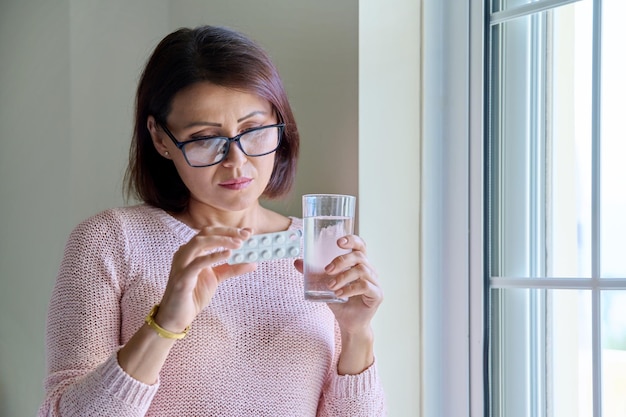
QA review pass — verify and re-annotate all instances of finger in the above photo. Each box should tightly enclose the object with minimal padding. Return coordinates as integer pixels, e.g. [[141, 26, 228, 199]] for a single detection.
[[333, 277, 368, 299], [188, 227, 252, 251], [331, 263, 383, 302], [167, 250, 223, 283], [184, 247, 240, 276], [325, 250, 368, 277], [337, 234, 367, 254], [293, 259, 303, 274], [196, 226, 252, 238], [212, 262, 257, 283], [327, 263, 373, 291], [175, 231, 250, 266], [333, 278, 383, 309], [171, 250, 257, 298]]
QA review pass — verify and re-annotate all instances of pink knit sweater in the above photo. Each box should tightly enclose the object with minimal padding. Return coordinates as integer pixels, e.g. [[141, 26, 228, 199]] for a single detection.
[[39, 205, 386, 416]]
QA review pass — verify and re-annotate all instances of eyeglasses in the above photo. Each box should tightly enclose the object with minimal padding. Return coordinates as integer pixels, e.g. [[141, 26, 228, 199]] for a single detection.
[[159, 122, 285, 167]]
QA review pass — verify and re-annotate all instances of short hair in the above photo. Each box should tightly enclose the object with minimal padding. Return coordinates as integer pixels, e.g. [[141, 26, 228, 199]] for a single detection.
[[124, 25, 299, 212]]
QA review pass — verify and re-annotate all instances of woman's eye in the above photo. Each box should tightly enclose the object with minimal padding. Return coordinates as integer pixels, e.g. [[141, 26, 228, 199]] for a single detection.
[[191, 134, 219, 140], [241, 125, 262, 133]]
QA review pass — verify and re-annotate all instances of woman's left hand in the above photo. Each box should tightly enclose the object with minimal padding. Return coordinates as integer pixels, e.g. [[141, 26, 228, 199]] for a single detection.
[[294, 234, 383, 332]]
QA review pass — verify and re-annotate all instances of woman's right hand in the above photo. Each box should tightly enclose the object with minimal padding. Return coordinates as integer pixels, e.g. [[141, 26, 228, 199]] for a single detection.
[[153, 226, 257, 333]]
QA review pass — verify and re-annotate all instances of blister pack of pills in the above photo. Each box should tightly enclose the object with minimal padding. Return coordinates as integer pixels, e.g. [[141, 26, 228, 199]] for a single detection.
[[227, 229, 303, 264]]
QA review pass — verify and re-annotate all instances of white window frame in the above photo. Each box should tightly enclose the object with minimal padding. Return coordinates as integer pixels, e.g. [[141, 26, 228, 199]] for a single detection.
[[420, 1, 485, 416], [485, 1, 626, 416], [429, 1, 626, 416]]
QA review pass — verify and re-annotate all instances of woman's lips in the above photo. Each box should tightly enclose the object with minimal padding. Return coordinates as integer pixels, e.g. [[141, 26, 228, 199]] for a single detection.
[[219, 177, 252, 190]]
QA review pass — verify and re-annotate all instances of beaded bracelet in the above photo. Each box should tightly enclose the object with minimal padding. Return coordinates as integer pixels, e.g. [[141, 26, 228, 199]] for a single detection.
[[144, 304, 190, 340]]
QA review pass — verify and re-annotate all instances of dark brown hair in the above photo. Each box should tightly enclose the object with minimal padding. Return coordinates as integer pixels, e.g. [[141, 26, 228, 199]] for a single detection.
[[124, 25, 299, 212]]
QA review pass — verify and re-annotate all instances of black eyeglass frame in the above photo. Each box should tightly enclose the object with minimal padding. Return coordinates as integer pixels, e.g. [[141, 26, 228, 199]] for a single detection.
[[158, 122, 285, 167]]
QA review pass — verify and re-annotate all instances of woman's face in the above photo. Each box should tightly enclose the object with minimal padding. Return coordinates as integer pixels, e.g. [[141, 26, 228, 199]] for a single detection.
[[149, 82, 278, 213]]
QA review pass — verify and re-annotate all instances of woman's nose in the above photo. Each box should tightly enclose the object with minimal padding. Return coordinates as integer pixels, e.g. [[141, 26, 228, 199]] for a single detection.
[[220, 141, 247, 167]]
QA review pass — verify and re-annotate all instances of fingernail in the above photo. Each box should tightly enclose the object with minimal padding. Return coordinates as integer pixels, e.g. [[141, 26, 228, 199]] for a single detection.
[[325, 263, 335, 273], [339, 237, 348, 245], [327, 279, 337, 289]]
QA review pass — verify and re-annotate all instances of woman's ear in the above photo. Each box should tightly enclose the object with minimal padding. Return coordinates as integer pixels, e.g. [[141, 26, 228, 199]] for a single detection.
[[147, 116, 171, 158]]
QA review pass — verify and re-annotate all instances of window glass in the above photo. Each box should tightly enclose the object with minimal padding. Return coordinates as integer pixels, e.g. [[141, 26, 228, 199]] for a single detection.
[[602, 291, 626, 415], [489, 2, 593, 279], [485, 0, 626, 415], [552, 290, 593, 416], [492, 0, 537, 13], [600, 0, 626, 278], [491, 288, 592, 417], [491, 0, 579, 15], [490, 13, 539, 279], [550, 1, 593, 278]]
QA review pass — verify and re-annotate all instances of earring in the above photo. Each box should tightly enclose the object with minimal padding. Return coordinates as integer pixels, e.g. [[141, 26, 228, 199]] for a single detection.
[[164, 151, 170, 157]]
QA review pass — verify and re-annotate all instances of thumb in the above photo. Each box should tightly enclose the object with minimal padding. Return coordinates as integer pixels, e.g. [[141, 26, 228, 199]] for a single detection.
[[212, 262, 258, 283], [293, 259, 304, 274]]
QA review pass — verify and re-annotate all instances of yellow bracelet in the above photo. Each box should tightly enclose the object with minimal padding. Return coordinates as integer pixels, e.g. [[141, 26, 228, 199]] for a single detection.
[[145, 304, 190, 340]]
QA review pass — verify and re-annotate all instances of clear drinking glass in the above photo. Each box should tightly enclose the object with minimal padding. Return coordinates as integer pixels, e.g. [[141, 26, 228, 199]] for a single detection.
[[302, 194, 356, 303]]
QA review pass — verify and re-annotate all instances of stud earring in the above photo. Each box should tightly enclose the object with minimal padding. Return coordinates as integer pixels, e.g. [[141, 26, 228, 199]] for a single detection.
[[164, 151, 170, 157]]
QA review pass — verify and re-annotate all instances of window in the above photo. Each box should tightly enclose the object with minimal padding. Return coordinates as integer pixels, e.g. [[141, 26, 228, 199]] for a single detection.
[[487, 1, 626, 416]]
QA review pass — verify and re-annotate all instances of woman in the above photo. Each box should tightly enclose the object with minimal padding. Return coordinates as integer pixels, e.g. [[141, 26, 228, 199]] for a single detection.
[[39, 25, 385, 416]]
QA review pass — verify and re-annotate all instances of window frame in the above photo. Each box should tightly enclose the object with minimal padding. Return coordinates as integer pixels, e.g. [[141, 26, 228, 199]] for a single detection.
[[422, 1, 614, 416], [420, 0, 485, 416], [483, 0, 626, 416]]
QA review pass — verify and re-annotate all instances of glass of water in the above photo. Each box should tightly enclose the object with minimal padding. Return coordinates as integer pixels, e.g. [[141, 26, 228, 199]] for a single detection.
[[302, 194, 356, 303]]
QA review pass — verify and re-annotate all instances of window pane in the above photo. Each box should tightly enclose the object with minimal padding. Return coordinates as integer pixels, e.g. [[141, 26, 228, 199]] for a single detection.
[[491, 288, 539, 417], [490, 2, 593, 279], [491, 0, 530, 13], [602, 291, 626, 416], [601, 0, 626, 278], [491, 0, 583, 14], [551, 290, 593, 417], [490, 14, 541, 278], [491, 289, 592, 416], [550, 1, 593, 278], [488, 1, 626, 416]]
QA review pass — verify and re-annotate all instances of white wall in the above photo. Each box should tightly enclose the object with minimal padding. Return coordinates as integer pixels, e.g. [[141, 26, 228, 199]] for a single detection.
[[0, 1, 419, 416], [359, 0, 422, 415]]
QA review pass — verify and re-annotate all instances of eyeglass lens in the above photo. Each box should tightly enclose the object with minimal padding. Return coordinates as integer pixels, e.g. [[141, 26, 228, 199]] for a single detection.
[[183, 125, 280, 167]]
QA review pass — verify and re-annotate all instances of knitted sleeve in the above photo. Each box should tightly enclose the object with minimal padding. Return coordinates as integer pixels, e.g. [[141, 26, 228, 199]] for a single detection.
[[317, 321, 387, 416], [38, 210, 158, 417], [317, 360, 387, 416]]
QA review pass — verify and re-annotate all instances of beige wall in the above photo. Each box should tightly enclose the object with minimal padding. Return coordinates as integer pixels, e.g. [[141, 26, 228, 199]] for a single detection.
[[0, 2, 169, 416], [0, 1, 420, 416], [0, 3, 71, 415], [359, 0, 422, 414]]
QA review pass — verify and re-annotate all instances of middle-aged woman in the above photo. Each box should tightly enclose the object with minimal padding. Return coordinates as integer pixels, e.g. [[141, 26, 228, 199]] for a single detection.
[[39, 25, 386, 416]]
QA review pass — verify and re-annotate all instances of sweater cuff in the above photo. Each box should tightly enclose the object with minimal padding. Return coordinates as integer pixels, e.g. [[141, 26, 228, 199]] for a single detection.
[[328, 359, 380, 399], [97, 352, 160, 409]]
